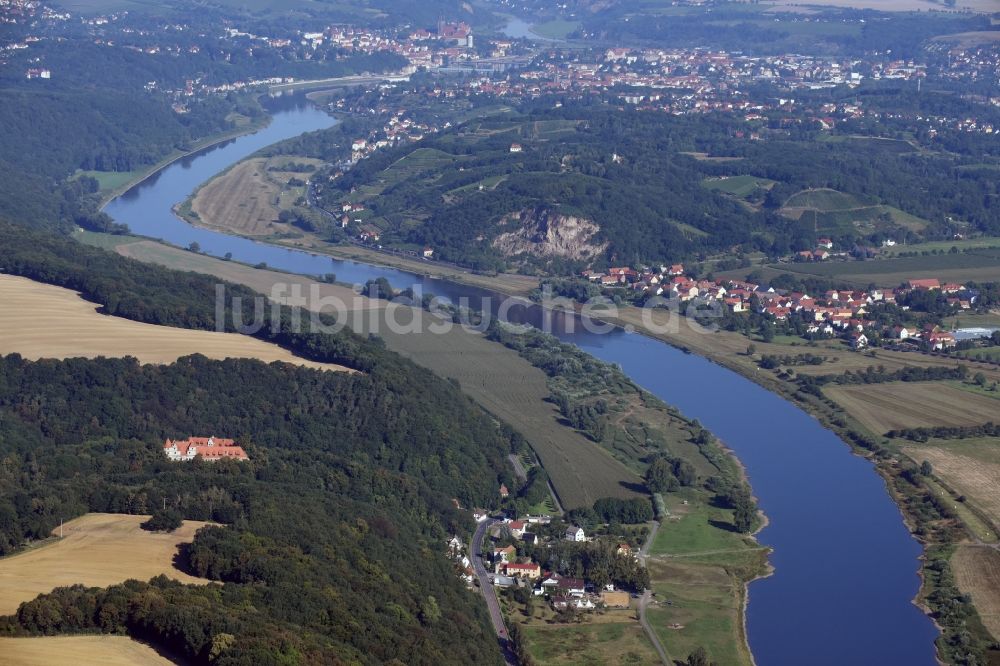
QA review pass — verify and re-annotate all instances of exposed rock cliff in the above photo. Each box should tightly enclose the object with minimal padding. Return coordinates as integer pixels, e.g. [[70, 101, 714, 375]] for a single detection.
[[492, 207, 607, 261]]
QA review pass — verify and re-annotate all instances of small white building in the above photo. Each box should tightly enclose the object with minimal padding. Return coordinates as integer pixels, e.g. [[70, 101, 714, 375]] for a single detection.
[[565, 525, 585, 542]]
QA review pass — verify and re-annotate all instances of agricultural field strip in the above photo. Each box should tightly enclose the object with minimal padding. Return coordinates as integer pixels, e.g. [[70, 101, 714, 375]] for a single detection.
[[823, 382, 1000, 433], [0, 274, 353, 371], [952, 546, 1000, 641], [902, 441, 1000, 529]]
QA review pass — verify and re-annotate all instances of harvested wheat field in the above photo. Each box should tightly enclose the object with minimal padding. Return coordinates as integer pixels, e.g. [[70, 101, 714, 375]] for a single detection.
[[902, 438, 1000, 526], [952, 545, 1000, 640], [0, 274, 351, 371], [189, 158, 280, 236], [823, 382, 999, 434], [0, 635, 175, 666], [0, 513, 211, 615]]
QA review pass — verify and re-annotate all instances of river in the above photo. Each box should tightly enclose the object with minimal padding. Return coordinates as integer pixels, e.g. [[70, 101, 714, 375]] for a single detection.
[[501, 17, 564, 42], [104, 97, 939, 665]]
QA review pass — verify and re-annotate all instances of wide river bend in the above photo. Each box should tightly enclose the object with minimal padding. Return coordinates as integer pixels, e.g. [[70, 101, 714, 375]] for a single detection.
[[105, 95, 938, 666]]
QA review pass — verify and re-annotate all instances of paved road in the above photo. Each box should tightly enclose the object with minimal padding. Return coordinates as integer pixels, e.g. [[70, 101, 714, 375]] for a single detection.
[[472, 518, 519, 665], [637, 520, 671, 665]]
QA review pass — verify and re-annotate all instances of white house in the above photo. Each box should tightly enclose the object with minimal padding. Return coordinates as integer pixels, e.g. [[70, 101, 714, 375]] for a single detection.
[[565, 525, 585, 542]]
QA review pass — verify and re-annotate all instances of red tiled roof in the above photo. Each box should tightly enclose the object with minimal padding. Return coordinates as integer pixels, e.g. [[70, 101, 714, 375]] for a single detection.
[[164, 437, 248, 461]]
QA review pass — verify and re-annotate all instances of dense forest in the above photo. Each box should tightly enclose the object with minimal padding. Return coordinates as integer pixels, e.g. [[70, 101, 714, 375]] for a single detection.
[[0, 88, 243, 231]]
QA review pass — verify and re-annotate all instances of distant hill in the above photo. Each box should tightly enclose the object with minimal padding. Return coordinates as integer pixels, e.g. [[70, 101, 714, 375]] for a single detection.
[[317, 110, 763, 270], [53, 0, 485, 26], [315, 103, 997, 270]]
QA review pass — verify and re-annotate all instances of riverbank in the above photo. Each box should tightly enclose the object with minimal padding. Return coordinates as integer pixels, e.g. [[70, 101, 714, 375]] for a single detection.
[[227, 233, 540, 297], [594, 306, 1000, 664], [194, 219, 960, 660], [173, 213, 541, 296], [96, 115, 272, 210]]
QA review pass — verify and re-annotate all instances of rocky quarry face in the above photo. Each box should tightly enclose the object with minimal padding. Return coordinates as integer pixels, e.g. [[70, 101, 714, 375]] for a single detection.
[[492, 207, 607, 261]]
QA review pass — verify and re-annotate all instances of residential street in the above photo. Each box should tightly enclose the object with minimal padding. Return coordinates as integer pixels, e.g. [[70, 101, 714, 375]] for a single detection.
[[472, 517, 518, 666]]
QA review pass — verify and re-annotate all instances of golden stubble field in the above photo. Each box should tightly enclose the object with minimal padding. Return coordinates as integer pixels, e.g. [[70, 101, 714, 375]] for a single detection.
[[189, 158, 282, 236], [902, 438, 1000, 528], [0, 273, 352, 371], [0, 513, 211, 615], [0, 635, 174, 666], [823, 382, 1000, 434], [952, 545, 1000, 641]]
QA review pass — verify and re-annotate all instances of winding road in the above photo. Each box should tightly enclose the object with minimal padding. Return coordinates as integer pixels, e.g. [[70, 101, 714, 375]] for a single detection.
[[471, 517, 518, 666]]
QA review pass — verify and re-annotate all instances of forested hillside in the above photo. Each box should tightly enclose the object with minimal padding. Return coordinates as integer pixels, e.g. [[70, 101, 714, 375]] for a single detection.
[[52, 0, 485, 27], [0, 222, 516, 664], [0, 351, 510, 664], [574, 4, 992, 58], [313, 102, 1000, 270]]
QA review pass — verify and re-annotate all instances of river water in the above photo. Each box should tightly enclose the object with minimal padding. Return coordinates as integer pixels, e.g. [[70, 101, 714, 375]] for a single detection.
[[104, 97, 939, 665]]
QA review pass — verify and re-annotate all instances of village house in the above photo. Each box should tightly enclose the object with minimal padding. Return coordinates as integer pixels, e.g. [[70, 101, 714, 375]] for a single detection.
[[565, 525, 585, 542], [493, 575, 516, 588], [908, 278, 940, 291], [926, 330, 957, 350], [557, 577, 587, 597], [504, 562, 541, 580], [539, 573, 563, 590], [494, 545, 516, 563], [524, 514, 552, 525], [163, 437, 249, 462]]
